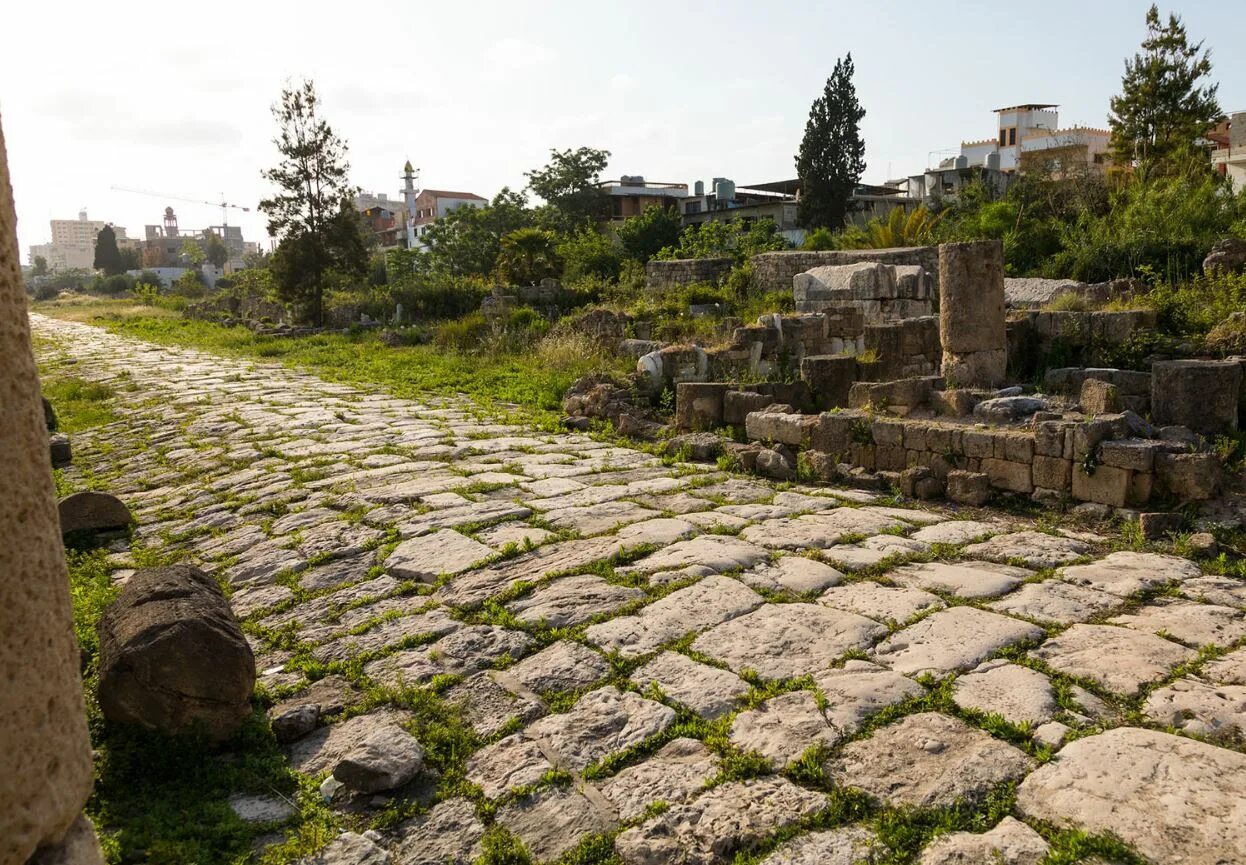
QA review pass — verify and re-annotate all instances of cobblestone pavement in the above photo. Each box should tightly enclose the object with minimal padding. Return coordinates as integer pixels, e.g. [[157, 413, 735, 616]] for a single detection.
[[35, 315, 1246, 865]]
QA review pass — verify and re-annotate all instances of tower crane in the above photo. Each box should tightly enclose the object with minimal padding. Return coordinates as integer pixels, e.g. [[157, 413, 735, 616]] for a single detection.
[[110, 186, 251, 230]]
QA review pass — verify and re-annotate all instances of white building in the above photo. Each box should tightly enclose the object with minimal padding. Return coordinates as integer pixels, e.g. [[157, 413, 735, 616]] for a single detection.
[[1211, 111, 1246, 190], [960, 104, 1110, 175], [29, 211, 127, 271]]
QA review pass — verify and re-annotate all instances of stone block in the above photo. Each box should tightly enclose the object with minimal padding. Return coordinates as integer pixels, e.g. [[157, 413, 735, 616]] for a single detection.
[[808, 410, 868, 454], [1032, 455, 1072, 491], [674, 383, 730, 431], [876, 445, 908, 472], [1080, 378, 1123, 414], [1155, 452, 1221, 501], [1139, 512, 1183, 540], [799, 355, 857, 410], [939, 241, 1006, 355], [999, 433, 1035, 463], [722, 390, 773, 426], [961, 430, 995, 460], [1071, 464, 1131, 508], [1034, 421, 1072, 458], [871, 419, 904, 447], [947, 470, 991, 506], [942, 349, 1007, 389], [1099, 439, 1157, 472], [49, 433, 71, 468], [1152, 359, 1242, 435], [744, 408, 814, 447], [982, 458, 1033, 494], [931, 389, 978, 417]]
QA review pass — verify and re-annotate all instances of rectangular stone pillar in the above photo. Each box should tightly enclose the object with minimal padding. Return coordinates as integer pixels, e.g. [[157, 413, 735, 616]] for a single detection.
[[938, 240, 1007, 388]]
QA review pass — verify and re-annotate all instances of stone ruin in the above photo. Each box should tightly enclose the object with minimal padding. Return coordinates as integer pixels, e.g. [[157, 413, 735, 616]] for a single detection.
[[668, 240, 1238, 512]]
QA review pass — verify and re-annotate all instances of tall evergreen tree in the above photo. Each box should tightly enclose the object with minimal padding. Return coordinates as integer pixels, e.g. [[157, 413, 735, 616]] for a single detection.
[[259, 79, 363, 325], [92, 225, 124, 275], [1108, 5, 1220, 176], [796, 54, 866, 231]]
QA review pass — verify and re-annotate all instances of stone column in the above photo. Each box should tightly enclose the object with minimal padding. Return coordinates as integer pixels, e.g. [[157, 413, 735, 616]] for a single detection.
[[938, 240, 1007, 388], [0, 119, 104, 862]]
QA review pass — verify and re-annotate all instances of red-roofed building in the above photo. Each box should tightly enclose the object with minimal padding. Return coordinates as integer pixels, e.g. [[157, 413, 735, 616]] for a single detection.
[[410, 188, 487, 244]]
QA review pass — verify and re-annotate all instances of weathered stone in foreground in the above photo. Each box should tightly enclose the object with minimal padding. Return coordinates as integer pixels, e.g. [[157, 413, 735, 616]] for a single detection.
[[507, 574, 644, 628], [889, 560, 1029, 599], [952, 660, 1057, 726], [623, 534, 769, 574], [693, 602, 886, 679], [615, 777, 827, 865], [391, 798, 485, 865], [596, 738, 716, 821], [1204, 646, 1246, 684], [730, 691, 837, 767], [497, 786, 615, 863], [443, 672, 544, 739], [986, 580, 1122, 625], [871, 607, 1043, 677], [299, 832, 390, 865], [739, 556, 844, 594], [1143, 677, 1246, 740], [1109, 597, 1246, 648], [465, 734, 553, 799], [387, 530, 494, 581], [963, 531, 1091, 568], [58, 490, 134, 535], [1031, 624, 1194, 695], [1059, 551, 1201, 596], [812, 660, 925, 735], [909, 519, 1003, 545], [916, 816, 1048, 865], [758, 825, 879, 865], [1015, 727, 1246, 865], [508, 640, 610, 695], [285, 709, 415, 775], [332, 723, 425, 793], [97, 564, 255, 740], [819, 581, 945, 624], [525, 687, 675, 772], [826, 712, 1033, 808], [630, 651, 748, 719]]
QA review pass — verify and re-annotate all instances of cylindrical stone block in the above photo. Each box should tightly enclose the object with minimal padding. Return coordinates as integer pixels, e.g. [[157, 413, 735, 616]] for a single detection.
[[0, 119, 103, 862], [939, 241, 1007, 387], [1152, 360, 1242, 435]]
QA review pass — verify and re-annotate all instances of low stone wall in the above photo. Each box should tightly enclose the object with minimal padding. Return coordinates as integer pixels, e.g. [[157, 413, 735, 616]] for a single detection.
[[1044, 367, 1152, 414], [644, 257, 734, 291], [1007, 309, 1157, 375], [750, 246, 939, 294], [860, 316, 941, 381]]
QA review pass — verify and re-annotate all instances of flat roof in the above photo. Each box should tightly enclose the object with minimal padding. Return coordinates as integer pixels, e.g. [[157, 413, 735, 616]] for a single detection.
[[994, 103, 1058, 113]]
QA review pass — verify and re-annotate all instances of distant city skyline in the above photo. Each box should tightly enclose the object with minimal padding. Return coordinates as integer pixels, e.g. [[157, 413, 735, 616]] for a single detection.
[[4, 0, 1243, 259]]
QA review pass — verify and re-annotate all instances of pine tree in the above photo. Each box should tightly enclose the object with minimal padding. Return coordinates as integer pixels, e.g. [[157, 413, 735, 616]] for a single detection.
[[92, 225, 124, 275], [796, 54, 867, 231], [1108, 4, 1220, 176], [259, 79, 363, 325]]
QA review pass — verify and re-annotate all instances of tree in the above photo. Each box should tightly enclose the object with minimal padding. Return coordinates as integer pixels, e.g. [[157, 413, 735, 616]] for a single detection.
[[525, 147, 611, 231], [1108, 5, 1220, 176], [495, 227, 562, 285], [419, 188, 532, 277], [93, 225, 125, 275], [617, 204, 683, 263], [181, 238, 206, 269], [31, 255, 47, 276], [796, 54, 867, 231], [259, 79, 360, 325], [655, 219, 788, 263], [203, 231, 230, 269], [557, 228, 622, 282], [119, 247, 142, 271]]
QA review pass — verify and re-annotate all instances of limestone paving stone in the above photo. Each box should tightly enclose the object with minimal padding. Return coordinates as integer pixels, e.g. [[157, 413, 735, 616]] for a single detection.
[[300, 832, 391, 865], [1109, 597, 1246, 647], [1182, 574, 1246, 608], [297, 552, 377, 592], [614, 777, 828, 865], [889, 560, 1030, 599], [594, 738, 716, 821], [739, 509, 906, 551], [285, 709, 416, 775], [738, 556, 844, 594], [585, 575, 764, 658], [391, 798, 485, 865], [819, 581, 945, 624], [465, 734, 554, 799], [433, 537, 624, 608], [693, 602, 887, 680], [1015, 727, 1246, 865], [729, 691, 838, 767], [1059, 550, 1202, 596], [386, 530, 494, 581], [619, 535, 769, 575], [871, 607, 1044, 677], [507, 574, 645, 628], [1203, 646, 1246, 684], [475, 522, 555, 550], [951, 660, 1058, 726], [508, 641, 611, 695], [443, 672, 545, 739], [1031, 623, 1195, 695], [614, 517, 698, 547], [757, 826, 880, 865], [916, 817, 1048, 865], [311, 608, 460, 665], [909, 520, 1005, 546], [543, 500, 660, 536], [812, 660, 926, 735], [963, 530, 1092, 568], [497, 786, 616, 862], [826, 712, 1033, 809], [630, 651, 749, 719], [1142, 677, 1246, 739], [524, 687, 676, 772], [986, 580, 1122, 625]]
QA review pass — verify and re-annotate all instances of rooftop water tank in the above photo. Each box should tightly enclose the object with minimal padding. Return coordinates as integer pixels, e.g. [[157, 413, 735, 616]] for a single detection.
[[694, 180, 705, 197], [714, 178, 736, 203], [954, 155, 969, 170], [985, 151, 1001, 171]]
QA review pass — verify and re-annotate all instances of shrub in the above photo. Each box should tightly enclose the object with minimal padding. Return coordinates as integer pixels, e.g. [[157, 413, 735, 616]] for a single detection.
[[95, 273, 135, 296], [802, 227, 837, 250], [557, 229, 621, 282], [495, 227, 562, 285], [655, 218, 788, 263], [617, 204, 683, 262], [137, 269, 165, 289], [434, 313, 492, 352], [1044, 291, 1091, 312]]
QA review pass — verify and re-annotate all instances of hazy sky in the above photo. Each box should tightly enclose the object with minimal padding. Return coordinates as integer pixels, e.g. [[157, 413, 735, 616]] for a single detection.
[[3, 0, 1243, 259]]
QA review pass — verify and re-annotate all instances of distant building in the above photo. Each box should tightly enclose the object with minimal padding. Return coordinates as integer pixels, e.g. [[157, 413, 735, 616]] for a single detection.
[[597, 176, 688, 225], [141, 208, 244, 269], [28, 210, 127, 271], [409, 184, 486, 246], [1211, 111, 1246, 190], [681, 178, 801, 243], [893, 162, 1012, 204], [960, 104, 1110, 176], [359, 205, 404, 248]]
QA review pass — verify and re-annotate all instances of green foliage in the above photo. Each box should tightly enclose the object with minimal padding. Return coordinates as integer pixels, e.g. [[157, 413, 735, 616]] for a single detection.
[[801, 227, 837, 250], [557, 228, 622, 283], [32, 254, 48, 276], [796, 53, 866, 230], [38, 375, 117, 434], [838, 205, 944, 250], [202, 231, 229, 269], [65, 549, 119, 673], [1109, 4, 1220, 176], [93, 225, 125, 275], [94, 273, 136, 296], [656, 218, 788, 263], [417, 187, 533, 277], [524, 146, 611, 231], [496, 227, 562, 285], [617, 204, 683, 262], [137, 269, 165, 289], [173, 269, 206, 298], [181, 238, 206, 268], [384, 255, 491, 319]]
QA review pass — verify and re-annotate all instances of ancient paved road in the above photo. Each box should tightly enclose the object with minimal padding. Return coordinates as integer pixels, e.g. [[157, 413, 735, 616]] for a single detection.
[[34, 314, 1246, 865]]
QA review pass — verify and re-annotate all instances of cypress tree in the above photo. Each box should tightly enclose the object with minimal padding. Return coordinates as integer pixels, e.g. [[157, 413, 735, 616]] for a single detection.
[[796, 54, 867, 231]]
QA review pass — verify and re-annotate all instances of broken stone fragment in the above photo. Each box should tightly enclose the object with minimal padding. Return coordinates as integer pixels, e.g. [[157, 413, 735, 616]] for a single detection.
[[58, 490, 134, 535], [332, 723, 425, 793]]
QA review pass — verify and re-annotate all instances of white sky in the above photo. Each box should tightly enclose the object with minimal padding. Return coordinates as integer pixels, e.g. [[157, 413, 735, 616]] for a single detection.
[[3, 0, 1243, 259]]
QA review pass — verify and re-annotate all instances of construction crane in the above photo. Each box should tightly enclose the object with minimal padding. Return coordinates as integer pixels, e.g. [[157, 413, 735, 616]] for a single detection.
[[111, 186, 251, 229]]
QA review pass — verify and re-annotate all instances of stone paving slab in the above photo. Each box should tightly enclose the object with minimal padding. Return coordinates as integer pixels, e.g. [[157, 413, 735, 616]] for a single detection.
[[871, 607, 1044, 676], [1031, 623, 1195, 696]]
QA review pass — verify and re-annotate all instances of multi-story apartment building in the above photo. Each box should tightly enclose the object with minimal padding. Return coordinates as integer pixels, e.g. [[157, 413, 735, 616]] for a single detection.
[[29, 211, 127, 271]]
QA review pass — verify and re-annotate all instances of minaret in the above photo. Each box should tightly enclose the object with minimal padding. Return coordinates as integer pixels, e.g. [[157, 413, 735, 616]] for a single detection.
[[401, 160, 420, 248]]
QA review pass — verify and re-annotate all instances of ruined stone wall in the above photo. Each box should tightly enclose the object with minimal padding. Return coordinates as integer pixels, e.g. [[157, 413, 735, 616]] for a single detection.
[[750, 246, 939, 294], [1007, 309, 1157, 375], [644, 257, 734, 291], [0, 118, 103, 863], [860, 317, 941, 381]]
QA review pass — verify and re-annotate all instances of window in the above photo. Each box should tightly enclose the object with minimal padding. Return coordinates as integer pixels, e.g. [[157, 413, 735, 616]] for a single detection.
[[1008, 128, 1016, 146], [999, 130, 1007, 146], [686, 201, 701, 214]]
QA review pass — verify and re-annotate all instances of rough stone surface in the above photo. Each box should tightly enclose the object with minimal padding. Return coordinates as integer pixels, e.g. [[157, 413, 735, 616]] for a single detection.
[[97, 564, 255, 740], [952, 660, 1057, 726], [630, 651, 748, 719], [1142, 677, 1246, 739], [596, 738, 716, 821], [813, 661, 926, 735], [987, 580, 1123, 625], [1031, 623, 1194, 695], [1016, 728, 1246, 865], [508, 574, 645, 628], [917, 817, 1048, 865], [525, 687, 675, 771], [387, 530, 494, 581], [332, 723, 425, 793], [58, 490, 135, 535], [300, 833, 391, 865], [729, 691, 838, 767], [890, 560, 1030, 599], [758, 825, 880, 865], [509, 641, 610, 695], [497, 786, 615, 863], [827, 712, 1033, 808], [392, 798, 485, 865], [1109, 598, 1246, 647], [1060, 551, 1201, 596], [871, 607, 1044, 676], [819, 581, 945, 624], [963, 531, 1091, 568]]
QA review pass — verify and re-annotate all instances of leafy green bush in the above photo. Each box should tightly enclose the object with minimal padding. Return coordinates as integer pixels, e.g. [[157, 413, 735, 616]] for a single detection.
[[802, 227, 837, 250], [496, 227, 562, 285], [617, 204, 683, 262], [557, 229, 621, 282], [433, 313, 492, 352], [94, 273, 136, 296], [655, 218, 789, 263]]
